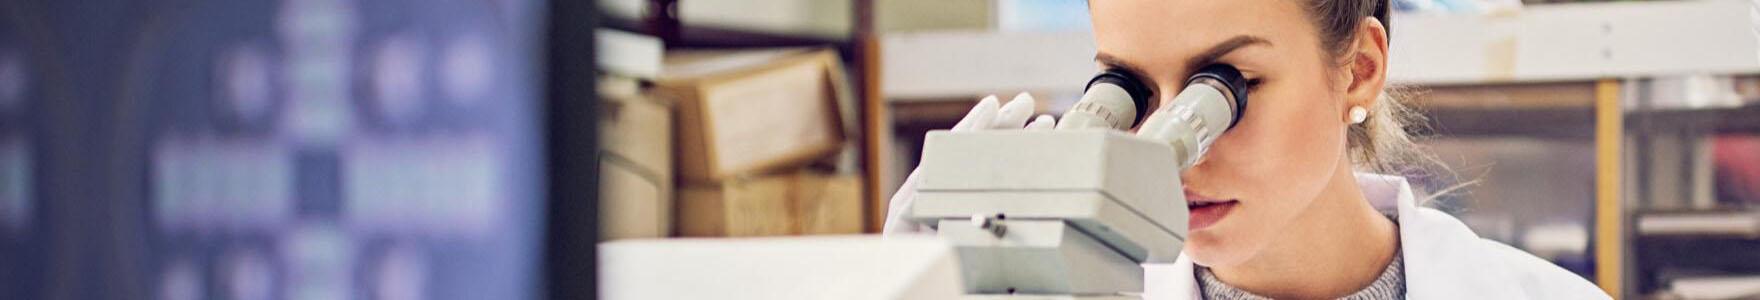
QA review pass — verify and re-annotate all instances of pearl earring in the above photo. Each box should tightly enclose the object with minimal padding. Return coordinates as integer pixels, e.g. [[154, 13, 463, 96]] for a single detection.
[[1348, 106, 1368, 124]]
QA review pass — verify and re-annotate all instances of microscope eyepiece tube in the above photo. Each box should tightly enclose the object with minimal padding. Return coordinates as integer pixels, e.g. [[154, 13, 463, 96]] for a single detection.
[[1056, 70, 1153, 130], [1185, 64, 1249, 129], [1136, 64, 1249, 169]]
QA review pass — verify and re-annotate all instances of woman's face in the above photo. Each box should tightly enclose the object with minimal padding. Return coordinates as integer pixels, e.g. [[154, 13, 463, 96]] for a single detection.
[[1091, 0, 1354, 267]]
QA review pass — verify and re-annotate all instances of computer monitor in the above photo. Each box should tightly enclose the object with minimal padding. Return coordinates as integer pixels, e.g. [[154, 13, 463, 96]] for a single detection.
[[0, 0, 587, 299]]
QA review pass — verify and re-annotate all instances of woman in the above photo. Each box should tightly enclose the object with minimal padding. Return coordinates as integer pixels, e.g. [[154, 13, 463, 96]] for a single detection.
[[884, 0, 1610, 299]]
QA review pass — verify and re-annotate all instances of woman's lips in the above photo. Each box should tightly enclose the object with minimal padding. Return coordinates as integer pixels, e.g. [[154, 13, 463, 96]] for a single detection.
[[1185, 189, 1239, 231]]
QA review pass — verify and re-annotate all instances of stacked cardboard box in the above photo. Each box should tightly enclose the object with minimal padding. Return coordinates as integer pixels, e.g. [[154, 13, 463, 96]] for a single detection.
[[655, 48, 865, 237], [597, 29, 673, 240], [677, 172, 863, 236], [599, 78, 673, 240]]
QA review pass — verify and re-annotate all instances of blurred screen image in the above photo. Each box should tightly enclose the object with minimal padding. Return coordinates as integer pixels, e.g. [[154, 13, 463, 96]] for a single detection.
[[0, 0, 549, 299]]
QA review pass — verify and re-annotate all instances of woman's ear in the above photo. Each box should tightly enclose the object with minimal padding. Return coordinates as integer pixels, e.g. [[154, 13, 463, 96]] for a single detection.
[[1343, 16, 1390, 114]]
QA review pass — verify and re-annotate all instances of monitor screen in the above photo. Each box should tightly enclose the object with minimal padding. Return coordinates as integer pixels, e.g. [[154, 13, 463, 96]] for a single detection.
[[0, 0, 552, 299]]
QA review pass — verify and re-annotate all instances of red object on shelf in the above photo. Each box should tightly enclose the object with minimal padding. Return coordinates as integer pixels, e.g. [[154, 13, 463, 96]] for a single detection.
[[1714, 135, 1760, 205]]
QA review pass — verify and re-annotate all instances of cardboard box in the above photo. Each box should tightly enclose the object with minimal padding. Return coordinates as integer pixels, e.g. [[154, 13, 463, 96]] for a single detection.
[[655, 48, 847, 184], [599, 77, 674, 240], [678, 171, 863, 237], [600, 78, 671, 174], [601, 162, 670, 240]]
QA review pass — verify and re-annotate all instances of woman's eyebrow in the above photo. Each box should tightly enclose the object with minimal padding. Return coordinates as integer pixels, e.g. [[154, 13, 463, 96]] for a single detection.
[[1094, 52, 1149, 81], [1187, 35, 1271, 69], [1095, 35, 1270, 80]]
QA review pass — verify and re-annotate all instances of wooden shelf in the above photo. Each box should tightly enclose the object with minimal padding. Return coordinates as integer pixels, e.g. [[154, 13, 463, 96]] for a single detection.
[[890, 99, 973, 131], [1412, 104, 1760, 138], [1415, 102, 1760, 139], [1629, 104, 1760, 135], [1420, 107, 1596, 138]]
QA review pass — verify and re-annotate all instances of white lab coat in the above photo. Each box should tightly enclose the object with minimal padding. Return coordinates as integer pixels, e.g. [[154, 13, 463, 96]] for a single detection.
[[885, 173, 1612, 299]]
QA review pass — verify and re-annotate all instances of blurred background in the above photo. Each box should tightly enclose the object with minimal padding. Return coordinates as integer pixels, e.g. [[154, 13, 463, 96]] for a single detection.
[[3, 0, 1760, 299]]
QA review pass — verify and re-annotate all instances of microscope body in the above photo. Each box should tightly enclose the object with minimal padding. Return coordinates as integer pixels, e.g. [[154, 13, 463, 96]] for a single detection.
[[907, 129, 1190, 298], [908, 64, 1242, 299]]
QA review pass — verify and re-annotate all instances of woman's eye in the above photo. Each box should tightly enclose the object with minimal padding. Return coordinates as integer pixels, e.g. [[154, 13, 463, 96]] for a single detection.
[[1245, 78, 1265, 90]]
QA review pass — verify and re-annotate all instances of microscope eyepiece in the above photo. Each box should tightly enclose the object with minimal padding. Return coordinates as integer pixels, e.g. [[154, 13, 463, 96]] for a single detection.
[[1135, 64, 1251, 169], [1060, 70, 1154, 130], [1084, 70, 1154, 126], [1187, 64, 1249, 129]]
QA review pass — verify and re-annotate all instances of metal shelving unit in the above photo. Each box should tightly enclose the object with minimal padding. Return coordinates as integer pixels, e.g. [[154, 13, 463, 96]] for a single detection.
[[1622, 85, 1760, 298]]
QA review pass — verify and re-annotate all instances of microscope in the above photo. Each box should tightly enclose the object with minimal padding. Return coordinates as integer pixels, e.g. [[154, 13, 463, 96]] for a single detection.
[[906, 65, 1250, 299]]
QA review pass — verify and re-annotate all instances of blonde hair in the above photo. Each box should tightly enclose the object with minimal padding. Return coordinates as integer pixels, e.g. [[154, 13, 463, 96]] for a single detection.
[[1349, 88, 1434, 175]]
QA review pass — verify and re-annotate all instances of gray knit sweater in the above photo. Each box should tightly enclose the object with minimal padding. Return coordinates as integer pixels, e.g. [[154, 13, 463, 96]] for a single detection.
[[1194, 249, 1404, 300], [1194, 215, 1406, 300]]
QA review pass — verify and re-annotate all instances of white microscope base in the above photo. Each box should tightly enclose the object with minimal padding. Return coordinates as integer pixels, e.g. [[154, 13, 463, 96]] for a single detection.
[[906, 130, 1193, 297], [910, 130, 1189, 263]]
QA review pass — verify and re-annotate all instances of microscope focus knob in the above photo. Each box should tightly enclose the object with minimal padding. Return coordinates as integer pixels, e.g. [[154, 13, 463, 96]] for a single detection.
[[971, 214, 1007, 237]]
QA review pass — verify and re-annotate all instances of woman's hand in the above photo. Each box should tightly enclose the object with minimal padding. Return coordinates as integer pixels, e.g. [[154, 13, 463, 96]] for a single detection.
[[951, 93, 1055, 132], [883, 92, 1052, 234]]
